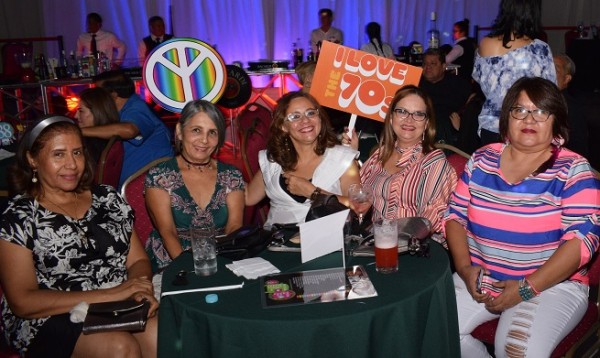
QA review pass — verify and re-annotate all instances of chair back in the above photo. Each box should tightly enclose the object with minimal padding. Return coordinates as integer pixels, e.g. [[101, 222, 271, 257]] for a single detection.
[[120, 157, 170, 247], [434, 142, 470, 178], [95, 135, 124, 189], [238, 103, 272, 226], [238, 102, 272, 180]]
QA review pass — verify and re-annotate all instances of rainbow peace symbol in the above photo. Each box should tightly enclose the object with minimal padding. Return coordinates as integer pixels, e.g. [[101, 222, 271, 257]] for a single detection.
[[143, 38, 227, 113]]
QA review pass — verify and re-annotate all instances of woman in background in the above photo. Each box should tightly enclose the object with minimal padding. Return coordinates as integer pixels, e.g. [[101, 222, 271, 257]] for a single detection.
[[445, 18, 477, 81], [145, 100, 244, 273], [360, 22, 395, 59], [473, 0, 556, 145], [75, 87, 120, 163]]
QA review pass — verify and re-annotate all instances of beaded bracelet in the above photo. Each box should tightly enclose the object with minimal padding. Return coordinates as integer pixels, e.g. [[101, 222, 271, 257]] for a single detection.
[[518, 278, 537, 301], [525, 277, 540, 295]]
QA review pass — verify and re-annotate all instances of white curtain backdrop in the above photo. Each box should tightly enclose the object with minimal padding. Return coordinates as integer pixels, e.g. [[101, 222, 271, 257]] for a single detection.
[[0, 0, 593, 66], [37, 0, 502, 66]]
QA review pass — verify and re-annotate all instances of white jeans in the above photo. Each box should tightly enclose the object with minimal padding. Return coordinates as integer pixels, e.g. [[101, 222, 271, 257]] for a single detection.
[[453, 273, 589, 358]]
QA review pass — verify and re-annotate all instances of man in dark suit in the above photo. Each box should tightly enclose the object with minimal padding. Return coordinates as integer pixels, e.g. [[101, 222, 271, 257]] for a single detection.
[[137, 16, 174, 66], [419, 48, 472, 146]]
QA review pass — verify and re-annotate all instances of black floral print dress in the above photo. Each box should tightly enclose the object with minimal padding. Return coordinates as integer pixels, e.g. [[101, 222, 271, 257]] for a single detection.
[[0, 185, 134, 354]]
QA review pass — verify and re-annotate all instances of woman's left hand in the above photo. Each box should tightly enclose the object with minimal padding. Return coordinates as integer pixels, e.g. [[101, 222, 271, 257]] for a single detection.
[[483, 279, 522, 313], [282, 173, 314, 198]]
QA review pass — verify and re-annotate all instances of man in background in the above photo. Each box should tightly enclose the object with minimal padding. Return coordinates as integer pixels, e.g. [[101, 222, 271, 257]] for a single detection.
[[419, 48, 471, 146], [310, 8, 343, 54], [76, 12, 126, 67], [554, 53, 588, 158], [81, 70, 174, 187], [138, 16, 174, 66]]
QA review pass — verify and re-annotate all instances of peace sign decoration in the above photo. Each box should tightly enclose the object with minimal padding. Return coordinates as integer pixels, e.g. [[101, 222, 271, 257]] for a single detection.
[[143, 38, 227, 113]]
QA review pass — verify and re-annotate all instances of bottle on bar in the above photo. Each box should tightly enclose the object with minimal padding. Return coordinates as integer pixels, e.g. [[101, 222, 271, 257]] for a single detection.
[[69, 51, 79, 78], [427, 11, 440, 49], [37, 54, 49, 80]]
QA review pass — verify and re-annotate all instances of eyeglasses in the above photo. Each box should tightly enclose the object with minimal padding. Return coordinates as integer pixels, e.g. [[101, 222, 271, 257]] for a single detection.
[[509, 107, 551, 122], [392, 108, 427, 122], [286, 108, 319, 122]]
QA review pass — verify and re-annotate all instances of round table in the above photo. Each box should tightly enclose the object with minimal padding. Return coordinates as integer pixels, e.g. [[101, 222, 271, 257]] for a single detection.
[[158, 240, 460, 357]]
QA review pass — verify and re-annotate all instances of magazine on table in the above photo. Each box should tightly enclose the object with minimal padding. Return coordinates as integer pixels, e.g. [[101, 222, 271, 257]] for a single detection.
[[261, 265, 377, 308]]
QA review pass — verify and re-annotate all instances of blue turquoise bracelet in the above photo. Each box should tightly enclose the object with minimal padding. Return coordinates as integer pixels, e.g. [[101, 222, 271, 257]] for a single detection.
[[518, 278, 537, 301]]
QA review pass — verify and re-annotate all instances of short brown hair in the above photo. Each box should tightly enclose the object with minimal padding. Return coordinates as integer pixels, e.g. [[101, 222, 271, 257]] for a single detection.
[[499, 77, 569, 143]]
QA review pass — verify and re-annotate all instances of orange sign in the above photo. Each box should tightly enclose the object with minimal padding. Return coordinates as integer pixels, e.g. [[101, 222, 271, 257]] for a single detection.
[[310, 42, 422, 122]]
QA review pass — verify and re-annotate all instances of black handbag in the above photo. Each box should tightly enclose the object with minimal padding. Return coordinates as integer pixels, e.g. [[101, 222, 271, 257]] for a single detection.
[[217, 226, 276, 260], [306, 194, 372, 236], [305, 194, 349, 222], [82, 299, 150, 335]]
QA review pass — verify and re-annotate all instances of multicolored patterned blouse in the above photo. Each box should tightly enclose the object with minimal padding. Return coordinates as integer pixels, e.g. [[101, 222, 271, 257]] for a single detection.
[[472, 39, 557, 135], [144, 157, 245, 272]]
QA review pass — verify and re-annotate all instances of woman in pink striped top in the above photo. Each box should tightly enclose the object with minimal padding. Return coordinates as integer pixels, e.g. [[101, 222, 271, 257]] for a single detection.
[[444, 77, 600, 357], [345, 85, 457, 245]]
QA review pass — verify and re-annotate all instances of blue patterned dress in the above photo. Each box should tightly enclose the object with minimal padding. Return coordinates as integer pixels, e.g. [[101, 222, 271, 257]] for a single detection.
[[144, 158, 245, 272], [472, 39, 557, 135]]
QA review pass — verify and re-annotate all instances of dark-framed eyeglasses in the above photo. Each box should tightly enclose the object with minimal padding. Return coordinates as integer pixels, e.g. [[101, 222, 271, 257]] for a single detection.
[[509, 107, 551, 122], [286, 108, 319, 122], [392, 107, 428, 122]]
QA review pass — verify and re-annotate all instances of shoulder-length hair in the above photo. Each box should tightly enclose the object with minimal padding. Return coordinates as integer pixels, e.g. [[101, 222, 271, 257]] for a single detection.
[[9, 117, 94, 197], [499, 77, 569, 143], [267, 91, 337, 172], [79, 87, 120, 126], [378, 85, 436, 164], [176, 99, 226, 154], [488, 0, 543, 48]]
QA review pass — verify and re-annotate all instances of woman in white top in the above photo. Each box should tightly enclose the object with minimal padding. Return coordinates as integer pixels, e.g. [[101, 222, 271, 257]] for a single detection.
[[246, 91, 360, 229], [360, 22, 395, 59]]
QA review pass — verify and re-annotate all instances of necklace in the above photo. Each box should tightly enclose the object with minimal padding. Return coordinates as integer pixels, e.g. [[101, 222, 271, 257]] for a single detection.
[[43, 192, 90, 248], [180, 153, 213, 171], [394, 142, 422, 171]]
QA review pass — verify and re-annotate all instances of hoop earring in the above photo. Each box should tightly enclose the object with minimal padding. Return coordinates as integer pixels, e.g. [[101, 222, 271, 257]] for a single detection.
[[31, 169, 38, 183]]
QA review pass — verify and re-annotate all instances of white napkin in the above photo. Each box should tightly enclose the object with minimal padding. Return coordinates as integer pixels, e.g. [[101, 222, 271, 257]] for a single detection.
[[69, 302, 89, 323], [226, 257, 280, 280]]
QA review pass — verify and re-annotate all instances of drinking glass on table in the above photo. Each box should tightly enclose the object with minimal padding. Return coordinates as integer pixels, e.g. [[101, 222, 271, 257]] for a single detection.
[[374, 219, 398, 274], [348, 184, 373, 227], [190, 226, 218, 276]]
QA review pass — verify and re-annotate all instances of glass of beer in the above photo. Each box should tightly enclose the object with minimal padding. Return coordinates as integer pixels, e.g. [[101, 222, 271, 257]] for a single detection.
[[374, 219, 398, 274]]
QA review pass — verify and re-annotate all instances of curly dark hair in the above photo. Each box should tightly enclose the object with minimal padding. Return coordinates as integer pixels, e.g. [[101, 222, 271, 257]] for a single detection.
[[488, 0, 543, 48], [499, 77, 569, 143], [378, 85, 437, 164], [267, 91, 338, 172], [9, 116, 94, 197]]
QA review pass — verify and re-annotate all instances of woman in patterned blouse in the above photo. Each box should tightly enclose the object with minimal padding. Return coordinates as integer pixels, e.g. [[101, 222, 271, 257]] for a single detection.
[[145, 100, 245, 272], [473, 0, 556, 145], [344, 85, 457, 246], [0, 116, 157, 356]]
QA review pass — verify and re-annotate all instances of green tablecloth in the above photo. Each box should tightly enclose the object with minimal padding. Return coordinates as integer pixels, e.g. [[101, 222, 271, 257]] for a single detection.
[[158, 241, 460, 358]]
